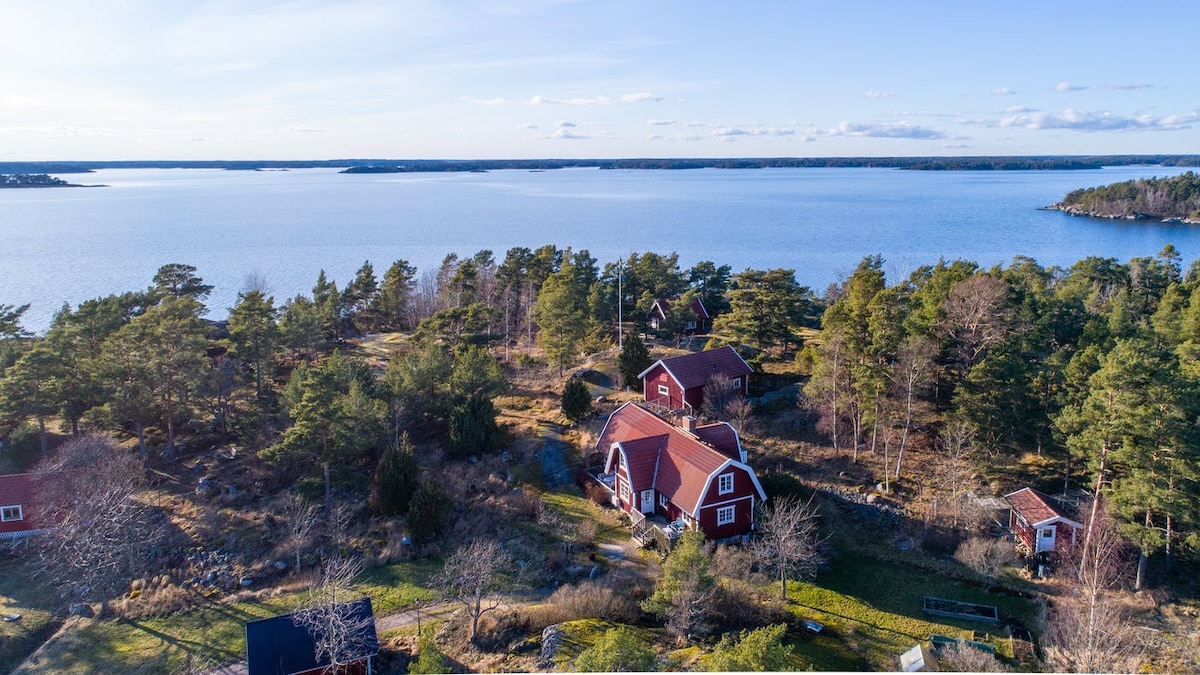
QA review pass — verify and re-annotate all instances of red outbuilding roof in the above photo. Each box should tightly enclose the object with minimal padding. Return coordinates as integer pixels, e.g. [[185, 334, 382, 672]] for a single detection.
[[1004, 487, 1081, 528], [637, 345, 753, 390]]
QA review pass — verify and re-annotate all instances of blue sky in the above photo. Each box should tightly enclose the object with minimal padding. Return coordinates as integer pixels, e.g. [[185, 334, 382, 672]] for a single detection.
[[2, 0, 1197, 160]]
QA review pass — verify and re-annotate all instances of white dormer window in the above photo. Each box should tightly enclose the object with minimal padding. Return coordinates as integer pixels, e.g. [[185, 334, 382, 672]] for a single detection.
[[657, 384, 670, 396], [718, 473, 734, 495], [1, 505, 22, 522]]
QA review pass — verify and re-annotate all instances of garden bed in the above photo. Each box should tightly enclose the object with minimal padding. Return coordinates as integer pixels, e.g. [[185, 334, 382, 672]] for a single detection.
[[922, 596, 998, 623]]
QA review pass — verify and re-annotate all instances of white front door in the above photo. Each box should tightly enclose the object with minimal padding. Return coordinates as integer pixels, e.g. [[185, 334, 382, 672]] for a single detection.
[[1037, 526, 1056, 553], [640, 490, 655, 514]]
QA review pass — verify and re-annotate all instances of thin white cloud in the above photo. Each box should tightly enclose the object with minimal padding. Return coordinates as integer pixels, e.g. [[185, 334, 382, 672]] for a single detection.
[[646, 119, 676, 126], [941, 142, 970, 148], [529, 95, 611, 105], [993, 87, 1017, 95], [283, 125, 325, 133], [461, 96, 510, 106], [828, 120, 944, 140], [1106, 83, 1155, 90], [549, 128, 590, 139], [1005, 106, 1037, 114], [865, 91, 895, 99], [557, 120, 576, 127], [712, 127, 751, 137], [622, 92, 662, 103], [1055, 82, 1088, 92], [516, 123, 538, 129], [999, 108, 1200, 131]]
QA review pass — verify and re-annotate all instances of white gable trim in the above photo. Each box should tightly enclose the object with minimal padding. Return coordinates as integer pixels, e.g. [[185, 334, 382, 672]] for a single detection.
[[1030, 514, 1083, 530], [690, 459, 768, 518], [636, 360, 686, 392]]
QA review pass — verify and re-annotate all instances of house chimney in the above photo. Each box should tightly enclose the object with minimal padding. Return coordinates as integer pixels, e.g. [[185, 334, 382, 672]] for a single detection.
[[682, 416, 697, 433]]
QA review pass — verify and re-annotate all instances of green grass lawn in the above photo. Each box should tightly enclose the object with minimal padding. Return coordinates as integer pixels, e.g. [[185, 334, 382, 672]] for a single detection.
[[785, 552, 1036, 671], [0, 556, 62, 675], [9, 558, 442, 674]]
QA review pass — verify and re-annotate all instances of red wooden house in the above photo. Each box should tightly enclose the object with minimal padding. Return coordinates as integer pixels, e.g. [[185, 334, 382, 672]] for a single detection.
[[638, 345, 753, 414], [648, 297, 711, 335], [0, 473, 48, 541], [1005, 487, 1082, 555], [597, 402, 766, 541]]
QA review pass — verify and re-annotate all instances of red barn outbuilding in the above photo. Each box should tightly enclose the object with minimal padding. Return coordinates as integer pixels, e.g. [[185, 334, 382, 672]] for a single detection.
[[638, 345, 753, 414], [596, 402, 766, 541]]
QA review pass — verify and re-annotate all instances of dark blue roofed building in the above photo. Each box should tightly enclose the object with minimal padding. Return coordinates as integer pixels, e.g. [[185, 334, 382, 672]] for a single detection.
[[245, 597, 378, 675]]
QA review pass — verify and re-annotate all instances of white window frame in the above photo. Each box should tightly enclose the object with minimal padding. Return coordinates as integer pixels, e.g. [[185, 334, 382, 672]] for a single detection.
[[659, 493, 668, 507], [619, 480, 631, 503], [731, 377, 741, 388], [716, 505, 736, 526], [718, 473, 734, 495], [657, 384, 670, 396], [1, 505, 22, 522]]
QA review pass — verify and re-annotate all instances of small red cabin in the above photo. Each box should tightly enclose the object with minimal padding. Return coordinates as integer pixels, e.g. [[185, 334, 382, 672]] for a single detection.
[[0, 473, 48, 541], [638, 346, 753, 414], [597, 402, 766, 540], [648, 297, 712, 335], [1005, 487, 1082, 555]]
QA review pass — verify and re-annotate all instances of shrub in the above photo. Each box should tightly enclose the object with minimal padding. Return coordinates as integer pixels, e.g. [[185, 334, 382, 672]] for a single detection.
[[526, 580, 641, 629], [409, 629, 451, 674], [575, 625, 656, 672], [705, 623, 793, 672]]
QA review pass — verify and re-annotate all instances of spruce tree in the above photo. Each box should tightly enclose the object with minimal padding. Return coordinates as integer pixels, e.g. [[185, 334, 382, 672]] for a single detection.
[[369, 433, 419, 516], [618, 332, 652, 388], [561, 377, 592, 421]]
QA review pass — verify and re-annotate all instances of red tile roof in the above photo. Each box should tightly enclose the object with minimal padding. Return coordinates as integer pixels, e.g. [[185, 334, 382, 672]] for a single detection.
[[695, 423, 742, 461], [599, 403, 763, 515], [638, 346, 753, 390], [650, 297, 711, 321], [1005, 487, 1080, 527], [0, 473, 36, 508]]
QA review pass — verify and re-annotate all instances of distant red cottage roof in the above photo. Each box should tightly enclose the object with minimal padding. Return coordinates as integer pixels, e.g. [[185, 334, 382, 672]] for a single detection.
[[1005, 487, 1081, 527], [598, 403, 764, 517], [650, 297, 711, 321], [638, 345, 753, 390]]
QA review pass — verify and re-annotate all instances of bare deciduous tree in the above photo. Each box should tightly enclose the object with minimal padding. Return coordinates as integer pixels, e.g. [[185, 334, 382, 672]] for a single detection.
[[1043, 506, 1144, 673], [940, 273, 1018, 371], [438, 538, 511, 644], [752, 495, 825, 600], [701, 373, 741, 422], [937, 640, 1010, 672], [294, 555, 375, 675], [281, 493, 320, 572], [953, 536, 1016, 591], [33, 434, 167, 610], [930, 419, 977, 527]]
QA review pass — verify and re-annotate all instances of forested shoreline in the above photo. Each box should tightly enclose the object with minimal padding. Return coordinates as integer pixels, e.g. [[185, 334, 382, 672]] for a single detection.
[[4, 243, 1200, 671], [1052, 171, 1200, 222], [3, 154, 1200, 176]]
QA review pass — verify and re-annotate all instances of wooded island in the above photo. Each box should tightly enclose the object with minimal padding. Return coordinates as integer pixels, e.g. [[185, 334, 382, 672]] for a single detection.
[[1051, 171, 1200, 222]]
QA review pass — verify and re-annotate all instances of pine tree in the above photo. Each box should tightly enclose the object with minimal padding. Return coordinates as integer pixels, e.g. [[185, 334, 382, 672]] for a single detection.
[[617, 332, 652, 388], [370, 433, 419, 516], [561, 377, 592, 421]]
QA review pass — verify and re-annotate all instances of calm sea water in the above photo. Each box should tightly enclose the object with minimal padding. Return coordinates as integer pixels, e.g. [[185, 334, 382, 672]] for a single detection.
[[2, 165, 1197, 333]]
